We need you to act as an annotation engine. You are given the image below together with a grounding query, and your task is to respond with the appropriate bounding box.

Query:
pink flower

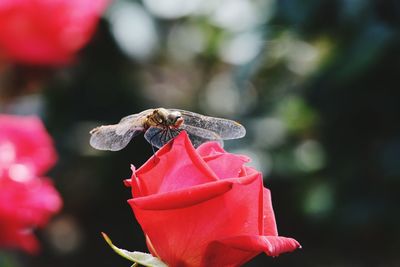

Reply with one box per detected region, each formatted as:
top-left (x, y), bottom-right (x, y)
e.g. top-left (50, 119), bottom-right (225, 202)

top-left (0, 0), bottom-right (109, 65)
top-left (0, 115), bottom-right (62, 253)
top-left (0, 115), bottom-right (57, 176)
top-left (0, 173), bottom-right (62, 253)
top-left (125, 132), bottom-right (300, 267)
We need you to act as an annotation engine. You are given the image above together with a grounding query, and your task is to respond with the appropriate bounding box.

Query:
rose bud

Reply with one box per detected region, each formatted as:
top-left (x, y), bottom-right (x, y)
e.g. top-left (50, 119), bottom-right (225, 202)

top-left (125, 131), bottom-right (300, 267)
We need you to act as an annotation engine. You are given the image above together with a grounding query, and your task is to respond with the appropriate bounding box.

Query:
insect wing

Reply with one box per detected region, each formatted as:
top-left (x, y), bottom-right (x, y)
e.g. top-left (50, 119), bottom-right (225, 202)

top-left (170, 109), bottom-right (246, 140)
top-left (90, 123), bottom-right (143, 151)
top-left (144, 126), bottom-right (178, 148)
top-left (119, 109), bottom-right (153, 123)
top-left (179, 124), bottom-right (223, 147)
top-left (89, 110), bottom-right (150, 151)
top-left (144, 125), bottom-right (223, 148)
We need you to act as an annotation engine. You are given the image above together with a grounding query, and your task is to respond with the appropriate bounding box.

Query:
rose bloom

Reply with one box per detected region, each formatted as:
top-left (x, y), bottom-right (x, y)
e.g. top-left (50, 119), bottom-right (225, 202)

top-left (0, 115), bottom-right (62, 253)
top-left (125, 132), bottom-right (300, 267)
top-left (0, 0), bottom-right (109, 65)
top-left (0, 115), bottom-right (57, 176)
top-left (0, 172), bottom-right (62, 253)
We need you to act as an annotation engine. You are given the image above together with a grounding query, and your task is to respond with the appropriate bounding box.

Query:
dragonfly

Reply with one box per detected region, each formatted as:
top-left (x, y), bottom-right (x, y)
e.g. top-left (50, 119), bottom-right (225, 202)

top-left (89, 108), bottom-right (246, 151)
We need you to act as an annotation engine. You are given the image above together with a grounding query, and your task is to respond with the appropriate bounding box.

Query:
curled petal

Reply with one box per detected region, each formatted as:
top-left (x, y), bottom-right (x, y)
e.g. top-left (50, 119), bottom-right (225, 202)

top-left (129, 174), bottom-right (258, 211)
top-left (196, 141), bottom-right (226, 156)
top-left (129, 173), bottom-right (264, 267)
top-left (135, 132), bottom-right (218, 196)
top-left (203, 153), bottom-right (249, 180)
top-left (263, 188), bottom-right (278, 236)
top-left (203, 235), bottom-right (301, 266)
top-left (129, 178), bottom-right (233, 211)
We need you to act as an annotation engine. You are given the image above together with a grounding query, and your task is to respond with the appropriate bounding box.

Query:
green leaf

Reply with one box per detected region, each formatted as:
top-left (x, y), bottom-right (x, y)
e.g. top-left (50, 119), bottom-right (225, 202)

top-left (102, 233), bottom-right (168, 267)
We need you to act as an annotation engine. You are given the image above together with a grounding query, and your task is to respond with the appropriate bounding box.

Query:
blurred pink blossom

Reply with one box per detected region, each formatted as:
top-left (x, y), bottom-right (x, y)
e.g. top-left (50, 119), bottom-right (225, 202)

top-left (0, 0), bottom-right (110, 65)
top-left (0, 115), bottom-right (62, 253)
top-left (0, 115), bottom-right (57, 176)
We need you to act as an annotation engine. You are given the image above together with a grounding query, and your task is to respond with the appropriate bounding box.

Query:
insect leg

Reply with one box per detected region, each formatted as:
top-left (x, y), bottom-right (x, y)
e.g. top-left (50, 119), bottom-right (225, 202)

top-left (163, 128), bottom-right (169, 144)
top-left (171, 128), bottom-right (181, 138)
top-left (166, 127), bottom-right (173, 142)
top-left (168, 127), bottom-right (176, 141)
top-left (160, 129), bottom-right (166, 145)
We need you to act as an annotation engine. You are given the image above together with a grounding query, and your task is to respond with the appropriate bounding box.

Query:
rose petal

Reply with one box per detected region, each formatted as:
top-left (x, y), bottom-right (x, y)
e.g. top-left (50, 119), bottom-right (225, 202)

top-left (263, 188), bottom-right (278, 236)
top-left (125, 165), bottom-right (145, 198)
top-left (196, 141), bottom-right (226, 156)
top-left (0, 0), bottom-right (109, 65)
top-left (0, 115), bottom-right (57, 176)
top-left (0, 174), bottom-right (62, 254)
top-left (0, 226), bottom-right (39, 254)
top-left (0, 176), bottom-right (62, 227)
top-left (135, 132), bottom-right (219, 195)
top-left (129, 173), bottom-right (264, 267)
top-left (130, 174), bottom-right (260, 210)
top-left (203, 234), bottom-right (301, 266)
top-left (197, 142), bottom-right (250, 179)
top-left (203, 152), bottom-right (249, 179)
top-left (242, 166), bottom-right (259, 176)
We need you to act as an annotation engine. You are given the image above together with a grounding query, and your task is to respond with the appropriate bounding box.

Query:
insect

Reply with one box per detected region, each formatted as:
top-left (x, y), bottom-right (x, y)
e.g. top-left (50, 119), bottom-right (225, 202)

top-left (89, 108), bottom-right (246, 151)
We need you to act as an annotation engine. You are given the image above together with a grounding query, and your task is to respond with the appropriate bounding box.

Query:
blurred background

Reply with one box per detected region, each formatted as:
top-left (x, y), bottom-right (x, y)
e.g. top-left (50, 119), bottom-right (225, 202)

top-left (1, 0), bottom-right (400, 266)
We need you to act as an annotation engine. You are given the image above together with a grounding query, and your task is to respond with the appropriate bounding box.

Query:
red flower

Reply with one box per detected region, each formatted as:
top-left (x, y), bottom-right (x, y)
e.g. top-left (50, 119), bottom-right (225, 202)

top-left (0, 115), bottom-right (62, 253)
top-left (0, 173), bottom-right (62, 253)
top-left (125, 132), bottom-right (300, 267)
top-left (0, 0), bottom-right (109, 65)
top-left (0, 115), bottom-right (57, 176)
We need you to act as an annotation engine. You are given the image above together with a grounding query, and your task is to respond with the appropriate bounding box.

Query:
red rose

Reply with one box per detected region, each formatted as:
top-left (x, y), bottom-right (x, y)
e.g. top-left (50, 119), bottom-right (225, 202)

top-left (0, 115), bottom-right (62, 253)
top-left (0, 0), bottom-right (109, 65)
top-left (0, 172), bottom-right (62, 253)
top-left (0, 115), bottom-right (57, 176)
top-left (125, 132), bottom-right (300, 267)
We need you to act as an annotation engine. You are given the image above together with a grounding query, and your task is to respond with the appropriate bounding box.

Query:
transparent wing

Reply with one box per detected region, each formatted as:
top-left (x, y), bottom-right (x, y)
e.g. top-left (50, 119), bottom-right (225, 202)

top-left (119, 109), bottom-right (153, 124)
top-left (144, 125), bottom-right (223, 149)
top-left (187, 132), bottom-right (224, 148)
top-left (180, 124), bottom-right (224, 147)
top-left (169, 109), bottom-right (246, 140)
top-left (90, 110), bottom-right (150, 151)
top-left (89, 123), bottom-right (143, 151)
top-left (144, 126), bottom-right (177, 148)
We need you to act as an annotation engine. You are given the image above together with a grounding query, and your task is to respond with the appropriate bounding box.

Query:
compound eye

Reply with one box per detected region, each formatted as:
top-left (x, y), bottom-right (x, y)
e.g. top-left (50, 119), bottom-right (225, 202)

top-left (174, 115), bottom-right (182, 123)
top-left (169, 112), bottom-right (182, 122)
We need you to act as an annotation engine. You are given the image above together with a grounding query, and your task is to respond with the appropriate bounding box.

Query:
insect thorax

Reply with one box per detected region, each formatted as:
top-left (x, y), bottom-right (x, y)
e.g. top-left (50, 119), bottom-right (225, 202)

top-left (145, 108), bottom-right (182, 128)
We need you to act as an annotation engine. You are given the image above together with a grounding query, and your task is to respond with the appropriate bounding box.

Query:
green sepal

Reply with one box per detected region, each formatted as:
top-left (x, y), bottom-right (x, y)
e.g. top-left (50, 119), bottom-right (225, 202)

top-left (102, 232), bottom-right (168, 267)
